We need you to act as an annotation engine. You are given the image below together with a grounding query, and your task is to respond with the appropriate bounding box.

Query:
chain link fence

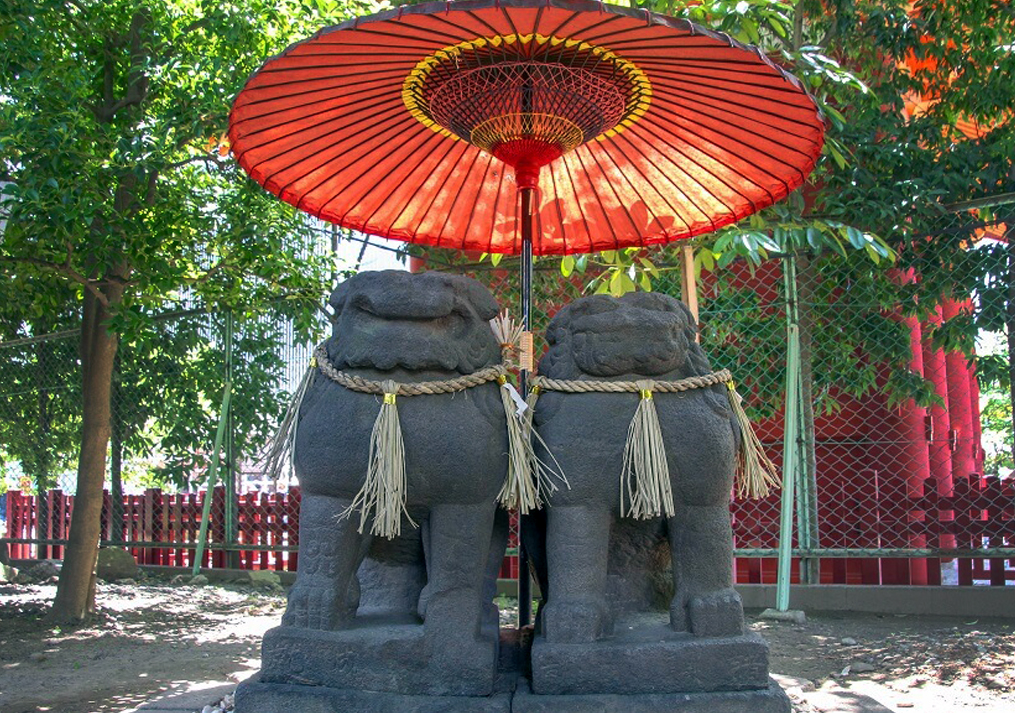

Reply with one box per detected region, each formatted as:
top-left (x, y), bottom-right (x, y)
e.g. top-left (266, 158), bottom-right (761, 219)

top-left (1, 307), bottom-right (313, 570)
top-left (3, 203), bottom-right (1014, 586)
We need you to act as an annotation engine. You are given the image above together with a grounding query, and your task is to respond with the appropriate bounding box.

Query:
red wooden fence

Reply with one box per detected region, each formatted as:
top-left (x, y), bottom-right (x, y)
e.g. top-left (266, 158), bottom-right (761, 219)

top-left (4, 486), bottom-right (301, 572)
top-left (4, 475), bottom-right (1012, 583)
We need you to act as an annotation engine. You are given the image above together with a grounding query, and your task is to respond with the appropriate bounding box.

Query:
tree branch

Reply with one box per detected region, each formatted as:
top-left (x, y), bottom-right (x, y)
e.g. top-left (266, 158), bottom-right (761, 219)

top-left (0, 255), bottom-right (110, 307)
top-left (168, 153), bottom-right (228, 172)
top-left (179, 17), bottom-right (211, 39)
top-left (184, 257), bottom-right (230, 287)
top-left (818, 5), bottom-right (839, 50)
top-left (92, 10), bottom-right (151, 123)
top-left (793, 0), bottom-right (804, 52)
top-left (61, 0), bottom-right (90, 37)
top-left (144, 169), bottom-right (159, 206)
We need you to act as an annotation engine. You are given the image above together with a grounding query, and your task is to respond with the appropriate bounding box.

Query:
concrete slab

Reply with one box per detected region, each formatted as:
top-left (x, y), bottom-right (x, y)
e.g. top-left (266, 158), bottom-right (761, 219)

top-left (759, 608), bottom-right (807, 624)
top-left (235, 681), bottom-right (513, 713)
top-left (514, 676), bottom-right (791, 712)
top-left (737, 584), bottom-right (1015, 619)
top-left (126, 681), bottom-right (234, 711)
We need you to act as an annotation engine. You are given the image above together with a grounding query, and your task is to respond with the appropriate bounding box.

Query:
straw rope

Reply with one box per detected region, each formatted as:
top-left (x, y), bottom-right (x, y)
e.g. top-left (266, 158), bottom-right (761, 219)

top-left (263, 341), bottom-right (550, 539)
top-left (313, 344), bottom-right (507, 395)
top-left (533, 369), bottom-right (732, 394)
top-left (530, 371), bottom-right (780, 511)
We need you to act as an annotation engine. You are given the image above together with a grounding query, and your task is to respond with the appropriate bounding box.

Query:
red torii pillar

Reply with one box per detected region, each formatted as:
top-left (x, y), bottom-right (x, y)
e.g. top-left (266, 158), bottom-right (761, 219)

top-left (900, 314), bottom-right (932, 584)
top-left (922, 305), bottom-right (957, 562)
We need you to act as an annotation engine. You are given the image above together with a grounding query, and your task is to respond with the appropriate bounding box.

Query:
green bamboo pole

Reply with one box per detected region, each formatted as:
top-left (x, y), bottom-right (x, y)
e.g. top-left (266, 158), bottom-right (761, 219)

top-left (776, 255), bottom-right (801, 612)
top-left (192, 380), bottom-right (233, 576)
top-left (193, 313), bottom-right (235, 577)
top-left (222, 312), bottom-right (239, 569)
top-left (793, 269), bottom-right (817, 582)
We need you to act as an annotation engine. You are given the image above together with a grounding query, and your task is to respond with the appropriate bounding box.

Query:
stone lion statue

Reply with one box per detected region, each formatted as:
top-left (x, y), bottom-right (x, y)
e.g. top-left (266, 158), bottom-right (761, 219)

top-left (531, 291), bottom-right (745, 642)
top-left (273, 270), bottom-right (508, 696)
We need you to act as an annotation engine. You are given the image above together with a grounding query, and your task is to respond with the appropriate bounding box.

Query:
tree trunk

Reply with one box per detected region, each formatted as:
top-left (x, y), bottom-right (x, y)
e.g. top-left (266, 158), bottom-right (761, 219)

top-left (49, 285), bottom-right (122, 623)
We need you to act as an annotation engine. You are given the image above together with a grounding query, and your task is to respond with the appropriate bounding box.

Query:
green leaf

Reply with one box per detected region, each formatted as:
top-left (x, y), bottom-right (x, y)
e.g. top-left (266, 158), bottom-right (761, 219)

top-left (844, 226), bottom-right (865, 249)
top-left (639, 257), bottom-right (661, 278)
top-left (694, 249), bottom-right (715, 273)
top-left (560, 255), bottom-right (575, 277)
top-left (827, 143), bottom-right (847, 170)
top-left (805, 227), bottom-right (822, 249)
top-left (864, 243), bottom-right (881, 265)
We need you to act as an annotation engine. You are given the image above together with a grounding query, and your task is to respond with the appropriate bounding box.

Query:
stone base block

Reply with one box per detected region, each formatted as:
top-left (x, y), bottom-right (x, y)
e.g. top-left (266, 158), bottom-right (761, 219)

top-left (259, 621), bottom-right (497, 697)
top-left (234, 681), bottom-right (514, 713)
top-left (514, 677), bottom-right (792, 713)
top-left (531, 619), bottom-right (770, 695)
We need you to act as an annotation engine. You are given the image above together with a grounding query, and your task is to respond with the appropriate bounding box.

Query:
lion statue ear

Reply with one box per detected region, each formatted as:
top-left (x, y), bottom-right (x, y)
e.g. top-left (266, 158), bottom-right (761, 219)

top-left (672, 299), bottom-right (715, 378)
top-left (456, 277), bottom-right (500, 322)
top-left (329, 280), bottom-right (351, 315)
top-left (538, 303), bottom-right (576, 378)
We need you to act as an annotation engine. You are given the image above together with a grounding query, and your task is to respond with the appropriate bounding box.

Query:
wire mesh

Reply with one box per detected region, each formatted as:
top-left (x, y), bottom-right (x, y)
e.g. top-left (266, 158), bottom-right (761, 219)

top-left (2, 205), bottom-right (1013, 586)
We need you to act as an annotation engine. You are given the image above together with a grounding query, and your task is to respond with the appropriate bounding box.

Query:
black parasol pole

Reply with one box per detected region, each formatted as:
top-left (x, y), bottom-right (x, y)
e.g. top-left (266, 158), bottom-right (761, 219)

top-left (517, 183), bottom-right (534, 628)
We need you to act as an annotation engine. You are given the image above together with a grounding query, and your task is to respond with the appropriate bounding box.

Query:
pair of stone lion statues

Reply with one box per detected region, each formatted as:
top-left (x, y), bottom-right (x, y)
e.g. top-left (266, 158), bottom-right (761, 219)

top-left (278, 269), bottom-right (745, 695)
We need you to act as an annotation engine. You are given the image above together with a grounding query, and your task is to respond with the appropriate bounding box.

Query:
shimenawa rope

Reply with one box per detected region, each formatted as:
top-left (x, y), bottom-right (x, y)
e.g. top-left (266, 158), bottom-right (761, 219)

top-left (529, 371), bottom-right (780, 518)
top-left (262, 330), bottom-right (555, 539)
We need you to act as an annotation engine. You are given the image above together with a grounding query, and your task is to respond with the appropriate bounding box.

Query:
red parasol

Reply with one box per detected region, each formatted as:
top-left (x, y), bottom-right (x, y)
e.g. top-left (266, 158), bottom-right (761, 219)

top-left (228, 0), bottom-right (825, 259)
top-left (229, 0), bottom-right (826, 625)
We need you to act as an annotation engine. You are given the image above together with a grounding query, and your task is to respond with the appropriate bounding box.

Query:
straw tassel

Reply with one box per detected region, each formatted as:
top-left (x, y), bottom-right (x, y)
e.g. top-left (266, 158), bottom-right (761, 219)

top-left (261, 354), bottom-right (317, 481)
top-left (726, 380), bottom-right (781, 500)
top-left (342, 380), bottom-right (416, 539)
top-left (523, 385), bottom-right (568, 504)
top-left (621, 380), bottom-right (675, 520)
top-left (496, 381), bottom-right (569, 512)
top-left (497, 376), bottom-right (540, 513)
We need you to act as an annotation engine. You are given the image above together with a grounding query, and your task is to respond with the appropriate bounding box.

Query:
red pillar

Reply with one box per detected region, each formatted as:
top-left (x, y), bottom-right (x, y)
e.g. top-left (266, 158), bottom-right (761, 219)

top-left (942, 299), bottom-right (977, 485)
top-left (900, 314), bottom-right (932, 584)
top-left (923, 306), bottom-right (956, 561)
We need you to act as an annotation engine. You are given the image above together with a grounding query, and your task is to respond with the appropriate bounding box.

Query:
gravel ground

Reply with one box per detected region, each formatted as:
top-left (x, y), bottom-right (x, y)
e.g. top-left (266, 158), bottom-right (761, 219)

top-left (1, 577), bottom-right (1013, 713)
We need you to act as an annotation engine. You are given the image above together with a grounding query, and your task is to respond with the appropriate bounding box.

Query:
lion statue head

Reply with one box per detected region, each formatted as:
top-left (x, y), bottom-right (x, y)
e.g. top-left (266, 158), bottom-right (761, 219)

top-left (539, 292), bottom-right (712, 380)
top-left (324, 270), bottom-right (502, 374)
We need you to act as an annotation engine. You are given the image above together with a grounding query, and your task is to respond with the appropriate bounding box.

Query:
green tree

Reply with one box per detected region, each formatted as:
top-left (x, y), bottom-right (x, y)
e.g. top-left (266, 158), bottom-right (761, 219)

top-left (979, 384), bottom-right (1013, 478)
top-left (0, 273), bottom-right (82, 537)
top-left (0, 0), bottom-right (358, 622)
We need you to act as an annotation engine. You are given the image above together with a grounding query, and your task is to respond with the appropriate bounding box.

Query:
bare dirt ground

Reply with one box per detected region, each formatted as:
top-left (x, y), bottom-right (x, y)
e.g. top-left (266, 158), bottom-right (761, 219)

top-left (1, 576), bottom-right (1013, 713)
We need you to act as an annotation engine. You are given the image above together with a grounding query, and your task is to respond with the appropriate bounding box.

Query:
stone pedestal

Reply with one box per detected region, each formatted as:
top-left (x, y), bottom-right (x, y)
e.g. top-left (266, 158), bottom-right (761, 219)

top-left (255, 620), bottom-right (498, 697)
top-left (237, 623), bottom-right (790, 713)
top-left (235, 626), bottom-right (522, 713)
top-left (235, 681), bottom-right (515, 713)
top-left (514, 677), bottom-right (792, 713)
top-left (526, 612), bottom-right (787, 710)
top-left (531, 622), bottom-right (771, 696)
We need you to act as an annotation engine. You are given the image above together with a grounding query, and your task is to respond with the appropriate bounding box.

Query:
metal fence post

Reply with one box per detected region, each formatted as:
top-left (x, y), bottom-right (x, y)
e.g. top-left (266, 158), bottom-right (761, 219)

top-left (192, 377), bottom-right (233, 576)
top-left (776, 255), bottom-right (802, 611)
top-left (223, 311), bottom-right (239, 569)
top-left (192, 311), bottom-right (236, 575)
